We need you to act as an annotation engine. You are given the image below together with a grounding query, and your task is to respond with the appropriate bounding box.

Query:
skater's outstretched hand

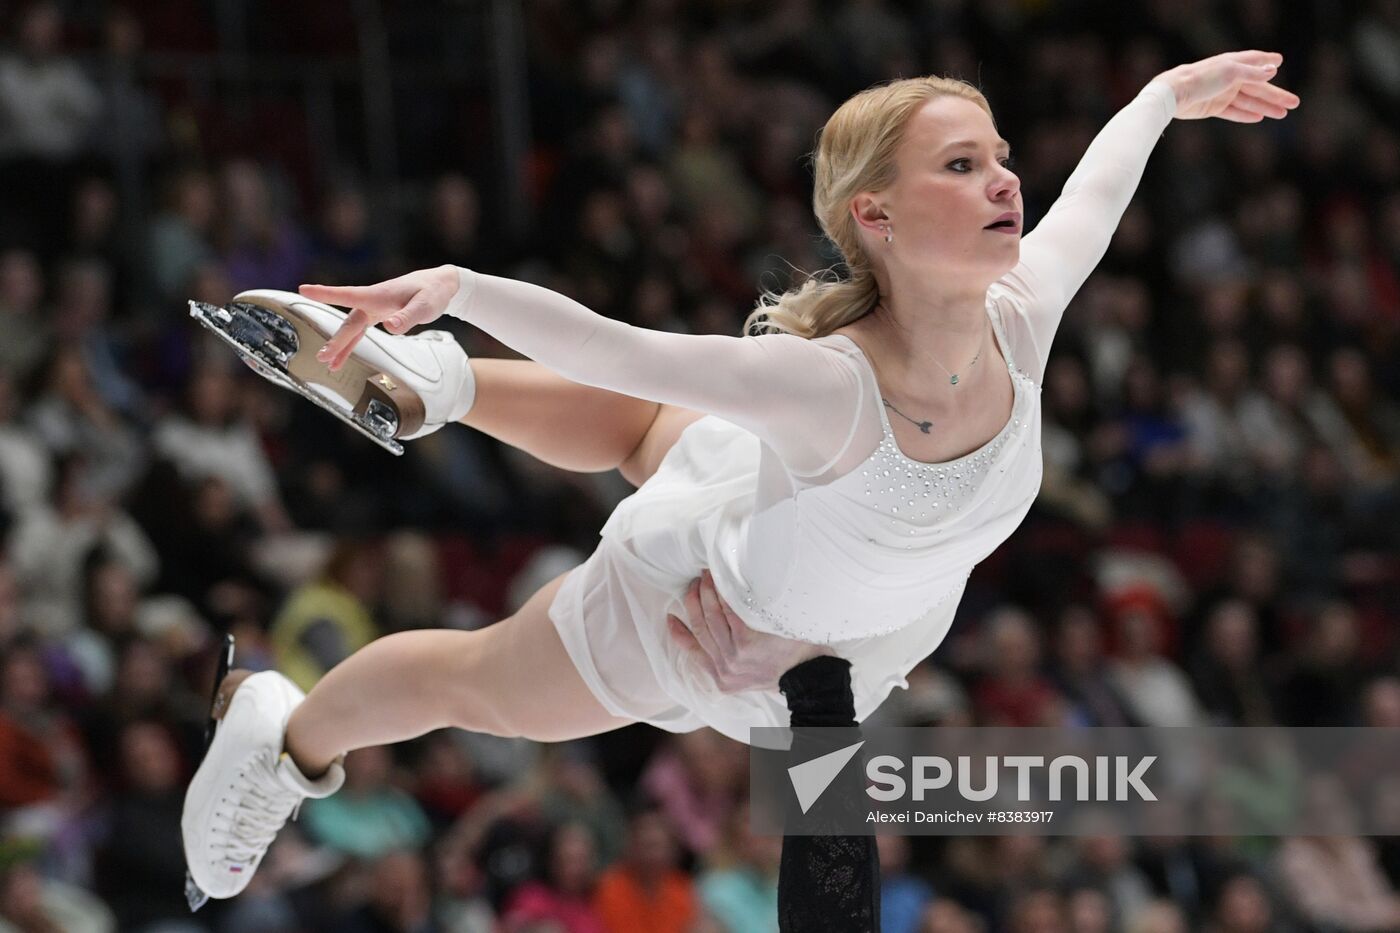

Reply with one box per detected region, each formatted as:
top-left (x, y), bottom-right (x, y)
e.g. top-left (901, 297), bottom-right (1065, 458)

top-left (669, 571), bottom-right (833, 693)
top-left (301, 265), bottom-right (460, 371)
top-left (1153, 50), bottom-right (1298, 122)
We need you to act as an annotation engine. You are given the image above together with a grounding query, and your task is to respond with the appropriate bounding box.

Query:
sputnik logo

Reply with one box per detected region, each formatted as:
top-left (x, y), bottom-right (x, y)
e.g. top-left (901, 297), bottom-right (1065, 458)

top-left (787, 741), bottom-right (865, 814)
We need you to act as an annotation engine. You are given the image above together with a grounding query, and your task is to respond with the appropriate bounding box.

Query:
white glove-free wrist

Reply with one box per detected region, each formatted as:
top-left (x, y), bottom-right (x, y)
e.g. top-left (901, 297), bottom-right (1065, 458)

top-left (442, 266), bottom-right (479, 322)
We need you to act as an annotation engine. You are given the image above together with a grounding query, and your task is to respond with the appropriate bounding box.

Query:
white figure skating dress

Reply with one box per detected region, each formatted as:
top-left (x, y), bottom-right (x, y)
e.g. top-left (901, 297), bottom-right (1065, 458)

top-left (450, 82), bottom-right (1176, 742)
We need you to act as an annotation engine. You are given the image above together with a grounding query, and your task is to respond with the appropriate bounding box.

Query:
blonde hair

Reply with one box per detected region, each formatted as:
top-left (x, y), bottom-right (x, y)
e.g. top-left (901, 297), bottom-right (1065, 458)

top-left (745, 76), bottom-right (995, 339)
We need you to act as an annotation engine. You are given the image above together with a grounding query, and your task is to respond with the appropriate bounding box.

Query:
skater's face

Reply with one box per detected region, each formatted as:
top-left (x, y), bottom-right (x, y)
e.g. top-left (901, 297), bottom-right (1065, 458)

top-left (855, 96), bottom-right (1021, 285)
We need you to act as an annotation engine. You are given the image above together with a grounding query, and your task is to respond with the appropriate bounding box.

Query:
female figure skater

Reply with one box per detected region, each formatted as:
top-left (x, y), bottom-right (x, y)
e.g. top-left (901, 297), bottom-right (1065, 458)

top-left (183, 51), bottom-right (1297, 901)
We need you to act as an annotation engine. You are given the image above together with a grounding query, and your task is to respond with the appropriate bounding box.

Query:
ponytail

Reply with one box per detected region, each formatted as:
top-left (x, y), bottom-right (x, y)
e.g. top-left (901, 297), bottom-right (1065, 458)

top-left (744, 267), bottom-right (880, 339)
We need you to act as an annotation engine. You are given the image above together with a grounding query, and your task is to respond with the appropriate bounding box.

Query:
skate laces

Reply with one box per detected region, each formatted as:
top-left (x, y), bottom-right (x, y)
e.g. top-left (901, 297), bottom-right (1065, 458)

top-left (218, 752), bottom-right (305, 866)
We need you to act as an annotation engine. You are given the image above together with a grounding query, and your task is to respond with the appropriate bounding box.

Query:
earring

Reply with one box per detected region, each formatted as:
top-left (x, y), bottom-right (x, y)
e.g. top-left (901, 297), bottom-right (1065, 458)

top-left (882, 224), bottom-right (893, 244)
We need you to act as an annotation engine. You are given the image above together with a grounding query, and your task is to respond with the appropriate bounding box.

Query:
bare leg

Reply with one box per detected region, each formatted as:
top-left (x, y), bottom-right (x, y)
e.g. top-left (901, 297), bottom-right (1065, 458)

top-left (279, 366), bottom-right (708, 774)
top-left (282, 571), bottom-right (634, 777)
top-left (459, 359), bottom-right (703, 487)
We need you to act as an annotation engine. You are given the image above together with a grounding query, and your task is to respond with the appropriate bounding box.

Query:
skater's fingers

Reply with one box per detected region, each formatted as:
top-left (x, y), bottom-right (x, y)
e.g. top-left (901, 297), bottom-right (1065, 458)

top-left (300, 283), bottom-right (400, 313)
top-left (667, 614), bottom-right (697, 651)
top-left (682, 579), bottom-right (723, 662)
top-left (697, 571), bottom-right (734, 654)
top-left (668, 614), bottom-right (717, 679)
top-left (319, 308), bottom-right (372, 370)
top-left (385, 294), bottom-right (439, 334)
top-left (1219, 103), bottom-right (1265, 123)
top-left (713, 582), bottom-right (748, 641)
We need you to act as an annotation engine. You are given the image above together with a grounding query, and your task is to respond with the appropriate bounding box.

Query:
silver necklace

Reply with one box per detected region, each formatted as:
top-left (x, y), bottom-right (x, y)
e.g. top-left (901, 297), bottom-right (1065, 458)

top-left (932, 325), bottom-right (986, 386)
top-left (879, 323), bottom-right (988, 434)
top-left (882, 398), bottom-right (934, 433)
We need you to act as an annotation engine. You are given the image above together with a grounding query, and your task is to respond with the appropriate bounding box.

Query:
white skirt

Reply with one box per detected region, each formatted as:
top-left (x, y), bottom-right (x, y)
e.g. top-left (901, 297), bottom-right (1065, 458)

top-left (548, 417), bottom-right (958, 745)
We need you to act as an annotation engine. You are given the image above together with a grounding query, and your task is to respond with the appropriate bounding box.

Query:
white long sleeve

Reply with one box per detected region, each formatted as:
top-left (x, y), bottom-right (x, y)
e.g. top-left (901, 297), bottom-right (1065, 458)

top-left (446, 271), bottom-right (865, 475)
top-left (992, 80), bottom-right (1177, 381)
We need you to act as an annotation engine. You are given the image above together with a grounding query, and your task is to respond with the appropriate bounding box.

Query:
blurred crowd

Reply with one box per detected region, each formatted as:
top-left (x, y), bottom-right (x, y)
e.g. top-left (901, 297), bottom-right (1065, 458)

top-left (0, 0), bottom-right (1398, 931)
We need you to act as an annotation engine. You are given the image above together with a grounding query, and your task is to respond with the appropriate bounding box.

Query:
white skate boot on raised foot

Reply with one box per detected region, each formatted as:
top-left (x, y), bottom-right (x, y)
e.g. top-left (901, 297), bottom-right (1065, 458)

top-left (189, 289), bottom-right (476, 455)
top-left (182, 664), bottom-right (345, 909)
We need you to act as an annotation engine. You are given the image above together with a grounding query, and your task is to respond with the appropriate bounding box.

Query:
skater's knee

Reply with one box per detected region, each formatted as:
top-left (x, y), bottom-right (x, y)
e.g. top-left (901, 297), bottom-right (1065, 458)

top-left (436, 627), bottom-right (530, 738)
top-left (437, 592), bottom-right (621, 742)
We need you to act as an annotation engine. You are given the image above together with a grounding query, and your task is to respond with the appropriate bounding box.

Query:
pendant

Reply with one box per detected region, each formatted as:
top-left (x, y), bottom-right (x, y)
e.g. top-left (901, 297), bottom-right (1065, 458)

top-left (949, 374), bottom-right (959, 385)
top-left (918, 421), bottom-right (932, 434)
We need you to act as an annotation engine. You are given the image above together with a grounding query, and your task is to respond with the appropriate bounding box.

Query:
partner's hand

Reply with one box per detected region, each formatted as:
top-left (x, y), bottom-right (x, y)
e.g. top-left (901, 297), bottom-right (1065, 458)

top-left (300, 265), bottom-right (460, 371)
top-left (667, 570), bottom-right (833, 693)
top-left (1155, 50), bottom-right (1299, 122)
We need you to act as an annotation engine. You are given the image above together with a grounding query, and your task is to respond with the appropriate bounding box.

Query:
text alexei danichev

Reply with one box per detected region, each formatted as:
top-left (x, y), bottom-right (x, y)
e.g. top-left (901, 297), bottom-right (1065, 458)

top-left (867, 810), bottom-right (1056, 823)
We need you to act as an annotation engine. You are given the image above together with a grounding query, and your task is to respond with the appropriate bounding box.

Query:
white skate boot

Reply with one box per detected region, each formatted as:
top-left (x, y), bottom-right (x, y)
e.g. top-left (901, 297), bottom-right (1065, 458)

top-left (189, 288), bottom-right (476, 455)
top-left (182, 659), bottom-right (345, 909)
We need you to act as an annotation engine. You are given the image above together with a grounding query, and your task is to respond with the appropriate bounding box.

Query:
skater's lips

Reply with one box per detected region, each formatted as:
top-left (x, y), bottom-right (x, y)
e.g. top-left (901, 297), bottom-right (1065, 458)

top-left (984, 212), bottom-right (1021, 232)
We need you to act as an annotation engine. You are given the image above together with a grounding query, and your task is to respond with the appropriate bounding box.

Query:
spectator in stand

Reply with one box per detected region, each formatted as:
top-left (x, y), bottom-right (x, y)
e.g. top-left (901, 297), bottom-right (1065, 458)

top-left (696, 804), bottom-right (780, 933)
top-left (972, 607), bottom-right (1061, 727)
top-left (536, 747), bottom-right (627, 867)
top-left (1189, 599), bottom-right (1275, 725)
top-left (152, 363), bottom-right (291, 533)
top-left (215, 159), bottom-right (310, 294)
top-left (1201, 873), bottom-right (1278, 933)
top-left (0, 249), bottom-right (50, 382)
top-left (378, 531), bottom-right (446, 635)
top-left (25, 348), bottom-right (144, 501)
top-left (270, 539), bottom-right (381, 692)
top-left (0, 636), bottom-right (90, 835)
top-left (408, 173), bottom-right (501, 272)
top-left (0, 564), bottom-right (19, 651)
top-left (0, 368), bottom-right (50, 521)
top-left (1179, 338), bottom-right (1260, 507)
top-left (410, 730), bottom-right (483, 829)
top-left (502, 821), bottom-right (606, 933)
top-left (918, 898), bottom-right (985, 933)
top-left (1065, 884), bottom-right (1113, 933)
top-left (1107, 595), bottom-right (1202, 727)
top-left (1238, 344), bottom-right (1325, 484)
top-left (879, 834), bottom-right (934, 933)
top-left (1127, 900), bottom-right (1187, 933)
top-left (1104, 353), bottom-right (1192, 522)
top-left (301, 745), bottom-right (432, 861)
top-left (147, 167), bottom-right (216, 305)
top-left (1052, 604), bottom-right (1140, 726)
top-left (49, 259), bottom-right (141, 422)
top-left (335, 848), bottom-right (440, 933)
top-left (0, 2), bottom-right (101, 258)
top-left (6, 453), bottom-right (157, 637)
top-left (1276, 601), bottom-right (1366, 725)
top-left (592, 806), bottom-right (696, 933)
top-left (1004, 887), bottom-right (1066, 933)
top-left (1064, 835), bottom-right (1155, 929)
top-left (640, 730), bottom-right (746, 858)
top-left (308, 181), bottom-right (385, 287)
top-left (1276, 776), bottom-right (1400, 931)
top-left (92, 721), bottom-right (195, 932)
top-left (0, 844), bottom-right (115, 933)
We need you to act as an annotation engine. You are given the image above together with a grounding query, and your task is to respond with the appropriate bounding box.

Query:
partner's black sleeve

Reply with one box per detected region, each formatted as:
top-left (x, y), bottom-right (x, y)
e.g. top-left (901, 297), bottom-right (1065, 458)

top-left (777, 656), bottom-right (880, 933)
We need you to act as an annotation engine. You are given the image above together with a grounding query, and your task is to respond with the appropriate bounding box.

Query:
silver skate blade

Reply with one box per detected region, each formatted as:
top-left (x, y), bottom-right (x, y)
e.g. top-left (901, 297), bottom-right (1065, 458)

top-left (185, 873), bottom-right (209, 912)
top-left (185, 633), bottom-right (234, 912)
top-left (189, 300), bottom-right (404, 456)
